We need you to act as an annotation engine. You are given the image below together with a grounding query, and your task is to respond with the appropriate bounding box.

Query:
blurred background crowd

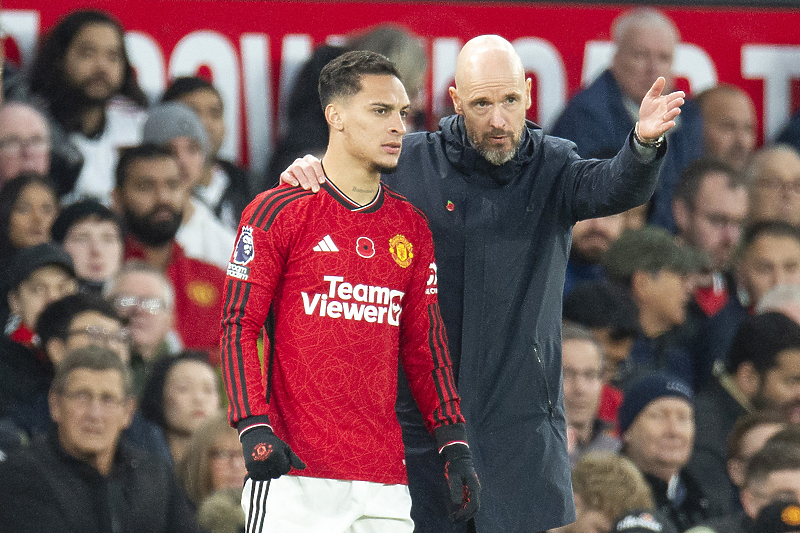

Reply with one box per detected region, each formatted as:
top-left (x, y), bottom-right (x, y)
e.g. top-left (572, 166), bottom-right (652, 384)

top-left (0, 4), bottom-right (800, 533)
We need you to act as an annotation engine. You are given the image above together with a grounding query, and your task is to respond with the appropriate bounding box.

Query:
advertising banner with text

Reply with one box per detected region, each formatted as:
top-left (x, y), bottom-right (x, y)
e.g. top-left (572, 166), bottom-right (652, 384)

top-left (3, 0), bottom-right (800, 171)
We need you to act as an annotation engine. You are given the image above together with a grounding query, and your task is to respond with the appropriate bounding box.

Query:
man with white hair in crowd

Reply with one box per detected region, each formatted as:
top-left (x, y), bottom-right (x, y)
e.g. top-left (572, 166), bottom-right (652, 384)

top-left (0, 102), bottom-right (51, 188)
top-left (551, 7), bottom-right (704, 230)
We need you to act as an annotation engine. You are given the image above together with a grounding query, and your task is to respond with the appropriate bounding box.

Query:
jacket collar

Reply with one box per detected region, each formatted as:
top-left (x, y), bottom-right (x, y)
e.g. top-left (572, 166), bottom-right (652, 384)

top-left (439, 114), bottom-right (539, 187)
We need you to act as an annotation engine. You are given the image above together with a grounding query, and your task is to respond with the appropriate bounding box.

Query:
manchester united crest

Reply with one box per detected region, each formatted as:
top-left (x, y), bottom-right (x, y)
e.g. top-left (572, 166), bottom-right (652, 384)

top-left (389, 235), bottom-right (413, 268)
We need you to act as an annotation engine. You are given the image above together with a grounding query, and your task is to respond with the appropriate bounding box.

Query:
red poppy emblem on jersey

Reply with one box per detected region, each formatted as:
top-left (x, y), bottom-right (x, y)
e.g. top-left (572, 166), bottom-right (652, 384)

top-left (357, 237), bottom-right (375, 258)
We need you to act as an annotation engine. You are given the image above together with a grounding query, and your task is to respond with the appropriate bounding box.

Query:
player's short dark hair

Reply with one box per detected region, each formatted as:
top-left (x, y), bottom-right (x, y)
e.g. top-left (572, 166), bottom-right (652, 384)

top-left (162, 76), bottom-right (222, 106)
top-left (318, 50), bottom-right (401, 109)
top-left (37, 293), bottom-right (122, 347)
top-left (673, 158), bottom-right (746, 209)
top-left (115, 144), bottom-right (176, 190)
top-left (51, 345), bottom-right (132, 397)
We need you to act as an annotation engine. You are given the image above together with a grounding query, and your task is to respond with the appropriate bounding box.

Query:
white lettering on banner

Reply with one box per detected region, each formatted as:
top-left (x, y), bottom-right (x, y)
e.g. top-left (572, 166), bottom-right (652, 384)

top-left (241, 34), bottom-right (272, 174)
top-left (513, 37), bottom-right (566, 131)
top-left (301, 276), bottom-right (404, 325)
top-left (0, 11), bottom-right (39, 67)
top-left (743, 45), bottom-right (800, 142)
top-left (431, 38), bottom-right (461, 122)
top-left (5, 7), bottom-right (800, 170)
top-left (277, 35), bottom-right (313, 134)
top-left (126, 31), bottom-right (167, 104)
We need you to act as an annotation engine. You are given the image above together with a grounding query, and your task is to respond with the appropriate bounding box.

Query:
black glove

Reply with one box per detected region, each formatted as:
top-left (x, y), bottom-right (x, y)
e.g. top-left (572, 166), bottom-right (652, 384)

top-left (240, 424), bottom-right (306, 480)
top-left (440, 443), bottom-right (481, 523)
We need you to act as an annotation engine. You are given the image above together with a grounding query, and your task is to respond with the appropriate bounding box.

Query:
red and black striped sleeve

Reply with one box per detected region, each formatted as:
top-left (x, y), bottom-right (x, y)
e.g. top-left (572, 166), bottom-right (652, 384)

top-left (397, 213), bottom-right (466, 440)
top-left (219, 186), bottom-right (314, 432)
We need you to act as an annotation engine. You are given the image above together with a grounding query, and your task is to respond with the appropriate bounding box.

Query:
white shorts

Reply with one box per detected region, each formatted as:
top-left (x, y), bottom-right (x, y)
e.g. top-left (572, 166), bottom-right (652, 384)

top-left (242, 476), bottom-right (414, 533)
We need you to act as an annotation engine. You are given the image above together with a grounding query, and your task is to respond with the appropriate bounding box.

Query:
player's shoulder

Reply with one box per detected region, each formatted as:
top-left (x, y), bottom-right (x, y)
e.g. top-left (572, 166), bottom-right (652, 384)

top-left (383, 182), bottom-right (428, 224)
top-left (241, 183), bottom-right (317, 229)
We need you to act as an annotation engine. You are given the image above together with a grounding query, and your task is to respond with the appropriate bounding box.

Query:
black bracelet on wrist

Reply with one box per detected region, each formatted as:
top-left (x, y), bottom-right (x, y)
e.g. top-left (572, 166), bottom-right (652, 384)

top-left (634, 122), bottom-right (664, 148)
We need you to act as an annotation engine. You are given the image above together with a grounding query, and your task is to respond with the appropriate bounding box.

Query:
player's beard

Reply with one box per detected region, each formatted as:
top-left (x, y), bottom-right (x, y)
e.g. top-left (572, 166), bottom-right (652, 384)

top-left (123, 204), bottom-right (183, 247)
top-left (470, 125), bottom-right (523, 166)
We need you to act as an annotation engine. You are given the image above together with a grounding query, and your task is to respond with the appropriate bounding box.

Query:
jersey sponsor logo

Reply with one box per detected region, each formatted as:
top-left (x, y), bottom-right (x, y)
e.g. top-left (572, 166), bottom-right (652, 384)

top-left (426, 262), bottom-right (438, 294)
top-left (301, 275), bottom-right (404, 326)
top-left (227, 262), bottom-right (250, 281)
top-left (233, 225), bottom-right (255, 265)
top-left (313, 235), bottom-right (339, 252)
top-left (186, 280), bottom-right (219, 307)
top-left (356, 236), bottom-right (375, 258)
top-left (389, 235), bottom-right (413, 268)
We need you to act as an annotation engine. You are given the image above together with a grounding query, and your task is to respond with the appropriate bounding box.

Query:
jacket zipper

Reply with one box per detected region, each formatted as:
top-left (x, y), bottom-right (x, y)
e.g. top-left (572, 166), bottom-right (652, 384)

top-left (533, 345), bottom-right (554, 417)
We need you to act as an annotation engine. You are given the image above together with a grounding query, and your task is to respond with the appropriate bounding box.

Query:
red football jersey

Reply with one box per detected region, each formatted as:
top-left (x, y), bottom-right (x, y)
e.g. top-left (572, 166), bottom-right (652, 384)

top-left (125, 237), bottom-right (225, 358)
top-left (220, 181), bottom-right (463, 485)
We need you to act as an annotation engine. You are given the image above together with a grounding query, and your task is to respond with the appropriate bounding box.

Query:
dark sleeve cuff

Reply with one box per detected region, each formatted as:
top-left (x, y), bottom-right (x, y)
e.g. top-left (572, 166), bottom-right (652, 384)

top-left (434, 423), bottom-right (469, 451)
top-left (627, 129), bottom-right (667, 163)
top-left (236, 414), bottom-right (272, 437)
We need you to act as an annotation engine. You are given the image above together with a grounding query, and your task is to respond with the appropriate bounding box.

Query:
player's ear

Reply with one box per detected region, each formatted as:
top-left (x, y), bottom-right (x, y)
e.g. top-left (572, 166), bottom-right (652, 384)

top-left (325, 103), bottom-right (344, 132)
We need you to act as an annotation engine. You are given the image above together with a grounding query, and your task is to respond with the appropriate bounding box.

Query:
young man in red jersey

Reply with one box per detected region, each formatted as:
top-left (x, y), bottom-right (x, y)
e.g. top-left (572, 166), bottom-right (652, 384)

top-left (220, 50), bottom-right (479, 533)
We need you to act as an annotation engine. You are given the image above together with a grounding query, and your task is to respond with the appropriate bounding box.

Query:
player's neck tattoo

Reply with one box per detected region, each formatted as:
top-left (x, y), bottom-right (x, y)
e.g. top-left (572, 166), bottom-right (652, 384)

top-left (352, 186), bottom-right (376, 194)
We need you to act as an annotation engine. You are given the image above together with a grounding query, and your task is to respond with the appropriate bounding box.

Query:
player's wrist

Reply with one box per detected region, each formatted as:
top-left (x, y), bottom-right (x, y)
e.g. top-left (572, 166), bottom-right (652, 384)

top-left (434, 422), bottom-right (469, 452)
top-left (237, 415), bottom-right (273, 439)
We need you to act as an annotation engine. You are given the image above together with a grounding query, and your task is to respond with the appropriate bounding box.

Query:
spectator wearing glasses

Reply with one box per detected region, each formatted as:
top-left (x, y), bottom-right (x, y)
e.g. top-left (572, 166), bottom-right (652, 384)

top-left (52, 199), bottom-right (124, 293)
top-left (745, 145), bottom-right (800, 227)
top-left (672, 159), bottom-right (750, 390)
top-left (178, 410), bottom-right (247, 508)
top-left (104, 260), bottom-right (179, 394)
top-left (0, 346), bottom-right (200, 533)
top-left (562, 322), bottom-right (621, 466)
top-left (0, 292), bottom-right (171, 460)
top-left (0, 102), bottom-right (50, 189)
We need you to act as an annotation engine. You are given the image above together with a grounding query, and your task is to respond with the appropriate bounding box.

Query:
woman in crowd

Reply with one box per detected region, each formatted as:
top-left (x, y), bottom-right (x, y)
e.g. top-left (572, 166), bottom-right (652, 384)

top-left (0, 173), bottom-right (58, 269)
top-left (179, 410), bottom-right (247, 506)
top-left (140, 351), bottom-right (221, 465)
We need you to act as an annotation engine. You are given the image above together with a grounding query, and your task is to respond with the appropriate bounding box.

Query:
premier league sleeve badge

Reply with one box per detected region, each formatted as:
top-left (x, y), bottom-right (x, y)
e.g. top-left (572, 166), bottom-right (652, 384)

top-left (227, 225), bottom-right (255, 280)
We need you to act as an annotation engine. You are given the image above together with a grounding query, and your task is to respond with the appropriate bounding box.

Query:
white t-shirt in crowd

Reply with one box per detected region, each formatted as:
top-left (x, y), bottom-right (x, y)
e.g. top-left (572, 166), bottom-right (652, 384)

top-left (176, 198), bottom-right (237, 269)
top-left (69, 99), bottom-right (146, 203)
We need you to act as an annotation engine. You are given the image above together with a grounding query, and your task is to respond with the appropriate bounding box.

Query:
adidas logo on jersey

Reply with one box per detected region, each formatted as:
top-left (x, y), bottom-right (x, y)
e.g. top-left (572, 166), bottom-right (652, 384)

top-left (313, 235), bottom-right (339, 252)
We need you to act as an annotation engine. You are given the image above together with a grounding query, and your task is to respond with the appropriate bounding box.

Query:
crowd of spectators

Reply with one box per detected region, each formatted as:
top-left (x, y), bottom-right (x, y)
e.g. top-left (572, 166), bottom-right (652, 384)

top-left (0, 5), bottom-right (799, 533)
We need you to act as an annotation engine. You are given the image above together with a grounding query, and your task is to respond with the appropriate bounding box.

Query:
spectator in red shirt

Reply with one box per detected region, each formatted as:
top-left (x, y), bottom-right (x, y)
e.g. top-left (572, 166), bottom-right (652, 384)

top-left (112, 144), bottom-right (225, 356)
